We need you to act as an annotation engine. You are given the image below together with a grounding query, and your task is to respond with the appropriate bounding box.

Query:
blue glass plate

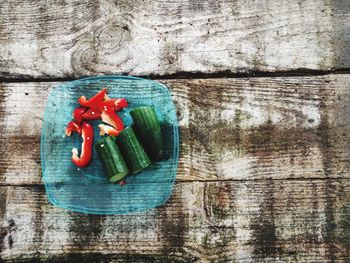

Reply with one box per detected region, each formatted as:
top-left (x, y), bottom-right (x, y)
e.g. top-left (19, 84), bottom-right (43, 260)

top-left (41, 76), bottom-right (179, 214)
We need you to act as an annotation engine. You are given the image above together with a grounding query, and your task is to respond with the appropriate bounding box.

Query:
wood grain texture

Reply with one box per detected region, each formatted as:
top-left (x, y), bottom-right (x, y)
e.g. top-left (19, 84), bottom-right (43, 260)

top-left (0, 179), bottom-right (350, 262)
top-left (1, 74), bottom-right (350, 185)
top-left (1, 0), bottom-right (349, 78)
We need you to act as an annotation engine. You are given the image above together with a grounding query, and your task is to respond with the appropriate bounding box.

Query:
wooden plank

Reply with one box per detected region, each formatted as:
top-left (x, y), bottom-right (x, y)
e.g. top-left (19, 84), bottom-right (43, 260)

top-left (0, 179), bottom-right (350, 262)
top-left (0, 0), bottom-right (349, 78)
top-left (1, 74), bottom-right (350, 184)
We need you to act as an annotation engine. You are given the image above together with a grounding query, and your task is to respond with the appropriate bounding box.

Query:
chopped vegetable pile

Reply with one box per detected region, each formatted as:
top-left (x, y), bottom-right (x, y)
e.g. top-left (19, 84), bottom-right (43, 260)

top-left (65, 88), bottom-right (164, 184)
top-left (65, 88), bottom-right (128, 168)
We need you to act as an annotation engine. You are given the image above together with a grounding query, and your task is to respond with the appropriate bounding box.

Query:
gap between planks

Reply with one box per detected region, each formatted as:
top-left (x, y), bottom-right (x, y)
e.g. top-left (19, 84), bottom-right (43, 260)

top-left (1, 68), bottom-right (350, 83)
top-left (1, 177), bottom-right (350, 188)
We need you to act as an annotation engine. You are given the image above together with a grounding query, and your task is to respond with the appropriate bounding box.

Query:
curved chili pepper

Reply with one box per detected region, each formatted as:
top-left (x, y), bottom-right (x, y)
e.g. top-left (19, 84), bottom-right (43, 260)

top-left (65, 121), bottom-right (82, 136)
top-left (73, 107), bottom-right (87, 124)
top-left (100, 105), bottom-right (124, 132)
top-left (71, 122), bottom-right (94, 168)
top-left (78, 88), bottom-right (107, 107)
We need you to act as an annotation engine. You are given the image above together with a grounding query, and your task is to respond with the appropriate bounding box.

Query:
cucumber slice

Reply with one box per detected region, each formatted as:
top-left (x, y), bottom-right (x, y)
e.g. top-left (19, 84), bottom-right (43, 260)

top-left (116, 127), bottom-right (151, 174)
top-left (95, 136), bottom-right (129, 183)
top-left (130, 107), bottom-right (164, 162)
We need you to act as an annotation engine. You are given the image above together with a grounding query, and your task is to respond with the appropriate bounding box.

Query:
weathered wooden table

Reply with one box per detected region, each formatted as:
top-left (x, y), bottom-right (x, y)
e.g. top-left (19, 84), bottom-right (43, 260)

top-left (1, 0), bottom-right (350, 262)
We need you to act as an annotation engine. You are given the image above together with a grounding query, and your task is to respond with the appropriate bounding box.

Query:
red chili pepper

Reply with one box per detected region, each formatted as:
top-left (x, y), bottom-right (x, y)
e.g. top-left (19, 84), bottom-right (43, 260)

top-left (65, 121), bottom-right (82, 136)
top-left (73, 107), bottom-right (87, 124)
top-left (81, 98), bottom-right (128, 119)
top-left (67, 89), bottom-right (129, 169)
top-left (81, 108), bottom-right (102, 120)
top-left (71, 122), bottom-right (94, 168)
top-left (98, 124), bottom-right (120, 136)
top-left (114, 98), bottom-right (128, 111)
top-left (76, 88), bottom-right (126, 139)
top-left (81, 89), bottom-right (126, 134)
top-left (78, 89), bottom-right (127, 130)
top-left (100, 105), bottom-right (124, 132)
top-left (102, 98), bottom-right (128, 111)
top-left (72, 107), bottom-right (102, 122)
top-left (78, 88), bottom-right (107, 107)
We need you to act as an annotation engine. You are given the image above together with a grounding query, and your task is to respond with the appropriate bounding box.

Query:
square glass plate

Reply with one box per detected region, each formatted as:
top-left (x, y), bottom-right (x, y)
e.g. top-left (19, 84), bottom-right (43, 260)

top-left (41, 76), bottom-right (179, 214)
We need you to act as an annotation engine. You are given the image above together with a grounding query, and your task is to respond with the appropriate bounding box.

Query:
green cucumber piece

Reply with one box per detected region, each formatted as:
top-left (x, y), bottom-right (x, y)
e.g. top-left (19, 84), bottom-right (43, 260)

top-left (116, 127), bottom-right (151, 174)
top-left (95, 136), bottom-right (129, 183)
top-left (130, 107), bottom-right (164, 162)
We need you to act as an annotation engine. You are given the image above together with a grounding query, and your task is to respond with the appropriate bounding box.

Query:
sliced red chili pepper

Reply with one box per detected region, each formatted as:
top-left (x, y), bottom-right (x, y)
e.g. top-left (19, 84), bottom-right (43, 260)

top-left (72, 106), bottom-right (102, 122)
top-left (65, 121), bottom-right (82, 136)
top-left (81, 108), bottom-right (102, 120)
top-left (73, 107), bottom-right (87, 124)
top-left (100, 105), bottom-right (124, 132)
top-left (104, 94), bottom-right (128, 111)
top-left (98, 124), bottom-right (120, 136)
top-left (71, 122), bottom-right (94, 168)
top-left (102, 98), bottom-right (128, 111)
top-left (72, 100), bottom-right (126, 134)
top-left (113, 98), bottom-right (128, 111)
top-left (102, 100), bottom-right (118, 108)
top-left (78, 88), bottom-right (107, 107)
top-left (83, 98), bottom-right (128, 118)
top-left (67, 89), bottom-right (129, 169)
top-left (78, 88), bottom-right (126, 136)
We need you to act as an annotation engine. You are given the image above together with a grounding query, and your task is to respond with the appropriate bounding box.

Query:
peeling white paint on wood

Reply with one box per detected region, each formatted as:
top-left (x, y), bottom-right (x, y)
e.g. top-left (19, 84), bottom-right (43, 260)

top-left (1, 0), bottom-right (349, 78)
